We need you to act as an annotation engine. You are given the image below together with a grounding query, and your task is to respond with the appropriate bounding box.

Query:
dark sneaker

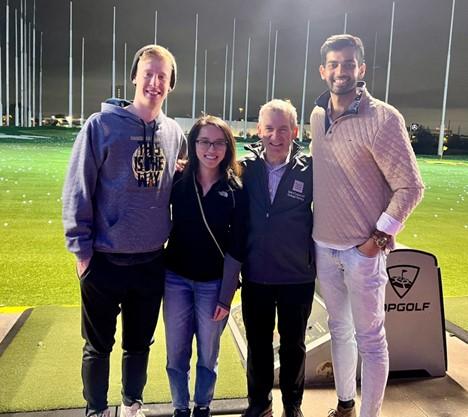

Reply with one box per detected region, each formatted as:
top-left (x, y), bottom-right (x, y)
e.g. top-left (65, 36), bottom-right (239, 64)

top-left (193, 406), bottom-right (211, 417)
top-left (327, 405), bottom-right (356, 417)
top-left (241, 403), bottom-right (273, 417)
top-left (92, 410), bottom-right (111, 417)
top-left (174, 409), bottom-right (191, 417)
top-left (281, 405), bottom-right (304, 417)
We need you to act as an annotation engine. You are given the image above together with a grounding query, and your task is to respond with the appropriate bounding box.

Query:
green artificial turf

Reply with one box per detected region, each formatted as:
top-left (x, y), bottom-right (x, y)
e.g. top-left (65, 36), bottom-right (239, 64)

top-left (0, 129), bottom-right (78, 306)
top-left (397, 157), bottom-right (468, 298)
top-left (444, 296), bottom-right (468, 331)
top-left (0, 306), bottom-right (246, 413)
top-left (0, 128), bottom-right (467, 330)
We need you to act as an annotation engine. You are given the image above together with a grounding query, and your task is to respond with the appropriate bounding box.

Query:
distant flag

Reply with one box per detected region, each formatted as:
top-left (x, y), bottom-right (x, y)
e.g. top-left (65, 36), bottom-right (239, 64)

top-left (80, 37), bottom-right (84, 126)
top-left (15, 8), bottom-right (19, 126)
top-left (266, 21), bottom-right (271, 102)
top-left (1, 45), bottom-right (3, 127)
top-left (244, 37), bottom-right (251, 140)
top-left (271, 30), bottom-right (278, 99)
top-left (68, 0), bottom-right (73, 127)
top-left (154, 10), bottom-right (158, 44)
top-left (112, 6), bottom-right (116, 98)
top-left (6, 0), bottom-right (10, 126)
top-left (223, 44), bottom-right (228, 120)
top-left (385, 1), bottom-right (395, 103)
top-left (229, 18), bottom-right (236, 123)
top-left (203, 49), bottom-right (207, 114)
top-left (32, 0), bottom-right (36, 126)
top-left (299, 20), bottom-right (310, 141)
top-left (438, 0), bottom-right (456, 157)
top-left (191, 13), bottom-right (198, 121)
top-left (124, 42), bottom-right (127, 100)
top-left (38, 31), bottom-right (42, 126)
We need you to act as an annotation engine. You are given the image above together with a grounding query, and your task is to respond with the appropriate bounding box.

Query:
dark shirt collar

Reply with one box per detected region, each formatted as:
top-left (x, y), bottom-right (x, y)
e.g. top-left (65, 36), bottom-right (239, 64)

top-left (245, 140), bottom-right (303, 161)
top-left (316, 81), bottom-right (366, 131)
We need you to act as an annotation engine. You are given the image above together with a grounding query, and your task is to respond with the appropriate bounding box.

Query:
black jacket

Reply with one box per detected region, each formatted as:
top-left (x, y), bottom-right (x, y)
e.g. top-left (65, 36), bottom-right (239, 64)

top-left (164, 171), bottom-right (247, 281)
top-left (241, 142), bottom-right (315, 285)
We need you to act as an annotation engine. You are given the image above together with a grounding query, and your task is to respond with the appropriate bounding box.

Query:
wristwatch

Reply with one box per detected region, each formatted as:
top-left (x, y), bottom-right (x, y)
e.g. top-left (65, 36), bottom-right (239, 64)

top-left (372, 230), bottom-right (391, 249)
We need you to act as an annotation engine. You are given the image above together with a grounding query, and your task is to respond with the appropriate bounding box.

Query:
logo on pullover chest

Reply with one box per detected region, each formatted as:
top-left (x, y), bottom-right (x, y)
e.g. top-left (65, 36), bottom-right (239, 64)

top-left (287, 179), bottom-right (305, 201)
top-left (132, 138), bottom-right (166, 188)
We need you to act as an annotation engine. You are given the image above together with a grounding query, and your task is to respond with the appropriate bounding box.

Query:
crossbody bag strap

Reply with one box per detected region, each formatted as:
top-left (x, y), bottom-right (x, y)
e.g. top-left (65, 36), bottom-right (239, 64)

top-left (193, 172), bottom-right (225, 259)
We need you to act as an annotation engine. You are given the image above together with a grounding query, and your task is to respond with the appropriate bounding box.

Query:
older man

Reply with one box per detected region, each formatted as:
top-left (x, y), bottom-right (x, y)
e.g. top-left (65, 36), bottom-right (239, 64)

top-left (241, 99), bottom-right (315, 417)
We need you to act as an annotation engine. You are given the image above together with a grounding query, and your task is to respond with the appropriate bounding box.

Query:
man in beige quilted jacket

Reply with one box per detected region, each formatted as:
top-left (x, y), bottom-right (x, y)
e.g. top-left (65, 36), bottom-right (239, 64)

top-left (309, 34), bottom-right (424, 417)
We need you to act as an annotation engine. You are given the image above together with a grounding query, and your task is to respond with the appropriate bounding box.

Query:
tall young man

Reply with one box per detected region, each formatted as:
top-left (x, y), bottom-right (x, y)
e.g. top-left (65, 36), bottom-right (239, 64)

top-left (241, 99), bottom-right (315, 417)
top-left (62, 45), bottom-right (186, 417)
top-left (309, 35), bottom-right (424, 417)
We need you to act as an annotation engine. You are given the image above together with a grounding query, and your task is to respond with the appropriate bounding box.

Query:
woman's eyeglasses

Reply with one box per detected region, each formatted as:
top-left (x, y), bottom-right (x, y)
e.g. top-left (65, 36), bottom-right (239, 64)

top-left (195, 140), bottom-right (228, 151)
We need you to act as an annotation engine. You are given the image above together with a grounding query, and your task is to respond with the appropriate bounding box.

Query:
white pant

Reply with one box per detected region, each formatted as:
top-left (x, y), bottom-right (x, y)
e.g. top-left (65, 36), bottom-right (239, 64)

top-left (315, 245), bottom-right (389, 417)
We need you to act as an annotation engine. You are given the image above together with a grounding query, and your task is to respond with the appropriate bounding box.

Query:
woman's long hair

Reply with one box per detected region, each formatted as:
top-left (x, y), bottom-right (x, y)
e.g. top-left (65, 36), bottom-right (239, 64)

top-left (184, 115), bottom-right (241, 179)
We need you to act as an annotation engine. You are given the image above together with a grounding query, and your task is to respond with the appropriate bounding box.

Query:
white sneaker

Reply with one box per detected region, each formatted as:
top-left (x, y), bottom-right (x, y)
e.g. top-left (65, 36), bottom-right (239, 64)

top-left (120, 402), bottom-right (146, 417)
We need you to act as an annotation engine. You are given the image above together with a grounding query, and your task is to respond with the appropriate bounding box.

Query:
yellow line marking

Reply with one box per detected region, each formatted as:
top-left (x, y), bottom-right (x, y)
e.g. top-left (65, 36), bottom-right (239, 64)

top-left (422, 160), bottom-right (468, 167)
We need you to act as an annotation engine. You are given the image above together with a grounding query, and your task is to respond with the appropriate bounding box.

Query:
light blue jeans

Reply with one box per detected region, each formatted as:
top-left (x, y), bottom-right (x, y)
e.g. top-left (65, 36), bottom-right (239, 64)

top-left (315, 245), bottom-right (389, 417)
top-left (163, 270), bottom-right (228, 409)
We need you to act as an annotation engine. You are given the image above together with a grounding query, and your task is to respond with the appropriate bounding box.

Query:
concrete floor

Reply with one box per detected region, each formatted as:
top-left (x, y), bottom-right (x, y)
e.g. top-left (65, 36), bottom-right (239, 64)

top-left (0, 313), bottom-right (467, 417)
top-left (268, 333), bottom-right (468, 417)
top-left (0, 312), bottom-right (21, 342)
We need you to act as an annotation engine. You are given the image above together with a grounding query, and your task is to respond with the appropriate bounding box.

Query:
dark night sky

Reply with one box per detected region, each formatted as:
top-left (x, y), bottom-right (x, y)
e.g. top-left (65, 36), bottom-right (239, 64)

top-left (1, 0), bottom-right (468, 132)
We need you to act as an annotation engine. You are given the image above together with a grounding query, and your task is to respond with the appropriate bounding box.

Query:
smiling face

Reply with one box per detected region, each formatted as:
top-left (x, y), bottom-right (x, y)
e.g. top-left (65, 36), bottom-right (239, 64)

top-left (319, 46), bottom-right (366, 99)
top-left (195, 125), bottom-right (228, 174)
top-left (258, 109), bottom-right (297, 165)
top-left (132, 55), bottom-right (172, 112)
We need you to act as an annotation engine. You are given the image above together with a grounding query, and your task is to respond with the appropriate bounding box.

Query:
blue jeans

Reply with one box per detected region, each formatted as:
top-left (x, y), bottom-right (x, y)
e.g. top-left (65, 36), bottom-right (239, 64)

top-left (315, 245), bottom-right (389, 417)
top-left (163, 270), bottom-right (228, 409)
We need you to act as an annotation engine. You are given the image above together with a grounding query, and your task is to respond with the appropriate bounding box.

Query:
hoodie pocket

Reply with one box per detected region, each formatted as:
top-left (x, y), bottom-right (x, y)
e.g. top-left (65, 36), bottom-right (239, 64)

top-left (106, 206), bottom-right (171, 250)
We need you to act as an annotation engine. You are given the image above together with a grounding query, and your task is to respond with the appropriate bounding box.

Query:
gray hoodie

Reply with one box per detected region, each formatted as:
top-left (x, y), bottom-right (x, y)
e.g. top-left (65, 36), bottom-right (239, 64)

top-left (62, 102), bottom-right (186, 260)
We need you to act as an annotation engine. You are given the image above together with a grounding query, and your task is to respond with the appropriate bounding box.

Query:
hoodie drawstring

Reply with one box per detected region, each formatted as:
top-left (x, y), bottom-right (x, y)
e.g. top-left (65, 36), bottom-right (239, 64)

top-left (140, 119), bottom-right (148, 169)
top-left (140, 119), bottom-right (159, 173)
top-left (150, 120), bottom-right (157, 161)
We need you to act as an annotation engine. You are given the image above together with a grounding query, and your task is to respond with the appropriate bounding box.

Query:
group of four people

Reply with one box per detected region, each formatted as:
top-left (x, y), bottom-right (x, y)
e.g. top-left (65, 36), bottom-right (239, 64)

top-left (62, 33), bottom-right (424, 417)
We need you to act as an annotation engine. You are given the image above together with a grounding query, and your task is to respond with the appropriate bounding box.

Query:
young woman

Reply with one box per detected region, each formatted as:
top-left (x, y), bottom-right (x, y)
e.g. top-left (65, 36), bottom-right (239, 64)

top-left (163, 116), bottom-right (246, 417)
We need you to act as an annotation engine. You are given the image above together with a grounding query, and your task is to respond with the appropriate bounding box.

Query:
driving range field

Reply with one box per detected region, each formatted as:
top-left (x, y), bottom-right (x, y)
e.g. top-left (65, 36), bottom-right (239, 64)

top-left (0, 127), bottom-right (467, 329)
